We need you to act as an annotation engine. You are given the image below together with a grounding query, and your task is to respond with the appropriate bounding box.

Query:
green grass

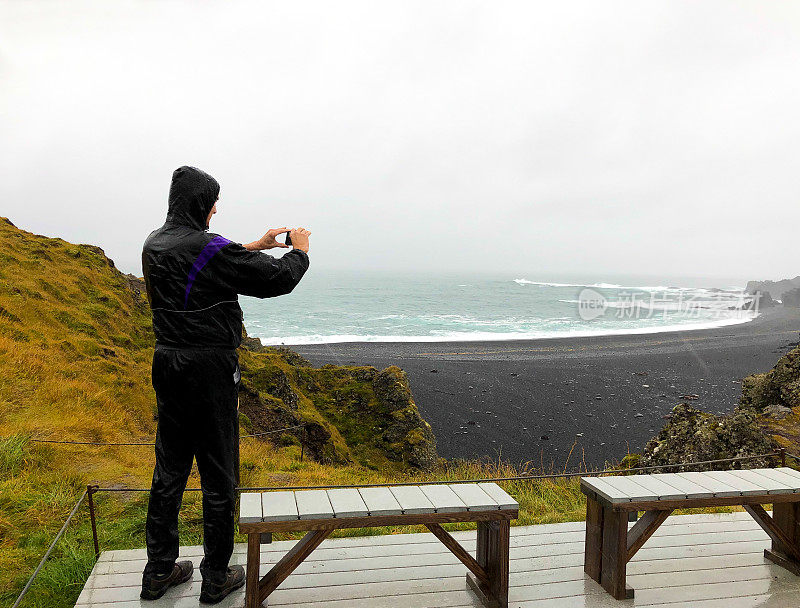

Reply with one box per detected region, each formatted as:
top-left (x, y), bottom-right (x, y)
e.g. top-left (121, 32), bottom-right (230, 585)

top-left (0, 434), bottom-right (28, 478)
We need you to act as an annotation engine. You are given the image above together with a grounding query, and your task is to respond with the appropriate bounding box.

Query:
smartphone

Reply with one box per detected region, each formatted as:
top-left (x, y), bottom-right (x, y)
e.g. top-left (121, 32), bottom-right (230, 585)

top-left (283, 231), bottom-right (292, 246)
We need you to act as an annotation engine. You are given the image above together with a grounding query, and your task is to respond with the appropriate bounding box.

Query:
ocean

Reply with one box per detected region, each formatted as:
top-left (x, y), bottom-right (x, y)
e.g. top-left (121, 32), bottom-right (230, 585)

top-left (240, 270), bottom-right (758, 345)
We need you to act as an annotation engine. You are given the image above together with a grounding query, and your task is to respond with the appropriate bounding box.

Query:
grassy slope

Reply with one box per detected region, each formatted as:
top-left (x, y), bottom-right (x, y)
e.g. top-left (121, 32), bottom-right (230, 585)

top-left (0, 219), bottom-right (588, 608)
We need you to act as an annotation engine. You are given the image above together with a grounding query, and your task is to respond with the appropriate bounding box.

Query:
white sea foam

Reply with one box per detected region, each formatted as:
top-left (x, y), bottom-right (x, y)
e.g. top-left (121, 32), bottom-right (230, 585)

top-left (254, 311), bottom-right (757, 345)
top-left (514, 278), bottom-right (624, 288)
top-left (515, 278), bottom-right (746, 294)
top-left (559, 298), bottom-right (750, 311)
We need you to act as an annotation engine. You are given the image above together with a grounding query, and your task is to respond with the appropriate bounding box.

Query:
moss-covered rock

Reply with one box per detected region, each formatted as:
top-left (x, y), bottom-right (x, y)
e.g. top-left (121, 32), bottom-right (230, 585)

top-left (739, 344), bottom-right (800, 450)
top-left (373, 366), bottom-right (438, 470)
top-left (741, 345), bottom-right (800, 413)
top-left (640, 403), bottom-right (776, 471)
top-left (639, 343), bottom-right (800, 469)
top-left (237, 345), bottom-right (439, 470)
top-left (239, 329), bottom-right (312, 366)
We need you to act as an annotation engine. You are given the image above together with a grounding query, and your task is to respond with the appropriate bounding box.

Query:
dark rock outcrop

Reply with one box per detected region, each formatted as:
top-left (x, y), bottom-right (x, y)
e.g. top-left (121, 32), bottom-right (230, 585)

top-left (741, 345), bottom-right (800, 413)
top-left (236, 339), bottom-right (439, 470)
top-left (756, 291), bottom-right (775, 308)
top-left (747, 276), bottom-right (800, 300)
top-left (736, 290), bottom-right (774, 310)
top-left (639, 403), bottom-right (777, 471)
top-left (740, 344), bottom-right (800, 450)
top-left (372, 366), bottom-right (438, 471)
top-left (124, 274), bottom-right (149, 309)
top-left (783, 288), bottom-right (800, 308)
top-left (642, 344), bottom-right (800, 470)
top-left (240, 328), bottom-right (313, 366)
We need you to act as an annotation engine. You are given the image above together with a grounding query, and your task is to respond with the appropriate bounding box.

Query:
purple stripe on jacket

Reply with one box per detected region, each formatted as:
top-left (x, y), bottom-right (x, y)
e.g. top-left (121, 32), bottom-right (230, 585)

top-left (184, 236), bottom-right (232, 309)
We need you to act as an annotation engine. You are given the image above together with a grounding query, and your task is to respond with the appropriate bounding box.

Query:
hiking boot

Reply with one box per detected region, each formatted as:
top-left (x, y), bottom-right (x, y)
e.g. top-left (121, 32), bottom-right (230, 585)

top-left (199, 565), bottom-right (246, 604)
top-left (140, 560), bottom-right (194, 600)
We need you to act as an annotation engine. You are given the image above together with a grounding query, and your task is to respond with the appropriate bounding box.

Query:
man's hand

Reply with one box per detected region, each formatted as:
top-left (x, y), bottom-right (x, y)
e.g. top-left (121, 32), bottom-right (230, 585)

top-left (288, 227), bottom-right (311, 253)
top-left (243, 228), bottom-right (291, 251)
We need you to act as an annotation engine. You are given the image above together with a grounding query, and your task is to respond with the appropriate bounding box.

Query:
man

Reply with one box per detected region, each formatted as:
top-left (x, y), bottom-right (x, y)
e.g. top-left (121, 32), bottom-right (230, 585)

top-left (140, 166), bottom-right (310, 603)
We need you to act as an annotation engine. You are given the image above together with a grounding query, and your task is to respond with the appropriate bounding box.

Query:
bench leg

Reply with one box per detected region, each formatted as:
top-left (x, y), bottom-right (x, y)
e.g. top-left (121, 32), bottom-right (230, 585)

top-left (626, 509), bottom-right (672, 562)
top-left (467, 520), bottom-right (510, 608)
top-left (584, 495), bottom-right (604, 583)
top-left (746, 503), bottom-right (800, 575)
top-left (600, 507), bottom-right (634, 600)
top-left (246, 533), bottom-right (262, 608)
top-left (258, 528), bottom-right (332, 604)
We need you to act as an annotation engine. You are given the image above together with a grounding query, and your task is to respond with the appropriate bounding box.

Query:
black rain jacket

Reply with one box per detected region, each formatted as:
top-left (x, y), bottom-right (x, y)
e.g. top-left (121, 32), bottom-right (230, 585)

top-left (142, 166), bottom-right (309, 349)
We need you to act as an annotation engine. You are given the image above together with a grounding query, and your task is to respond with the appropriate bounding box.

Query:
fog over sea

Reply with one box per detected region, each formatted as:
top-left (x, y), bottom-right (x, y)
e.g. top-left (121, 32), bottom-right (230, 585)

top-left (240, 271), bottom-right (757, 345)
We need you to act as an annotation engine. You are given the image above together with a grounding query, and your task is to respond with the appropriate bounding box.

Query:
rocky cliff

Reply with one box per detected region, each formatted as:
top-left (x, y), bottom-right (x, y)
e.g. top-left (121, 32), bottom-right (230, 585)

top-left (238, 334), bottom-right (438, 470)
top-left (782, 288), bottom-right (800, 308)
top-left (746, 276), bottom-right (800, 303)
top-left (640, 342), bottom-right (800, 470)
top-left (740, 343), bottom-right (800, 449)
top-left (639, 403), bottom-right (776, 471)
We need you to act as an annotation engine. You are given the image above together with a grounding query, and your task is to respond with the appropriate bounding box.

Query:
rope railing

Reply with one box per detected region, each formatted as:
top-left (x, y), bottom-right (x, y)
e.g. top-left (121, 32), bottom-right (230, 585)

top-left (786, 451), bottom-right (800, 464)
top-left (10, 448), bottom-right (791, 608)
top-left (86, 451), bottom-right (785, 493)
top-left (23, 423), bottom-right (306, 446)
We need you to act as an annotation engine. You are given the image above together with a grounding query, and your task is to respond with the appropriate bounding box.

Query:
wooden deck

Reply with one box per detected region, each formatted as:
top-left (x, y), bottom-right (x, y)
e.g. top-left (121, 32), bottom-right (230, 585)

top-left (76, 512), bottom-right (800, 607)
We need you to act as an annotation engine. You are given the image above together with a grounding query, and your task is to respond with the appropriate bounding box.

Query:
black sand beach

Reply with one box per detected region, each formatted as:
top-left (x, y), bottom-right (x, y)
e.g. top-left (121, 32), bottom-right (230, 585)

top-left (284, 308), bottom-right (800, 468)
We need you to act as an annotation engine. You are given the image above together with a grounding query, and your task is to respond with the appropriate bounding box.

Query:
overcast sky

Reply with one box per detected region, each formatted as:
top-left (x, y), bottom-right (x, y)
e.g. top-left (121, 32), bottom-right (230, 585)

top-left (1, 1), bottom-right (798, 284)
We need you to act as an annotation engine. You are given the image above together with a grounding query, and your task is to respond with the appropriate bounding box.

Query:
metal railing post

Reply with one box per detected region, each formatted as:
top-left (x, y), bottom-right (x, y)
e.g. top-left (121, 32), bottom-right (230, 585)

top-left (87, 485), bottom-right (100, 561)
top-left (779, 447), bottom-right (787, 467)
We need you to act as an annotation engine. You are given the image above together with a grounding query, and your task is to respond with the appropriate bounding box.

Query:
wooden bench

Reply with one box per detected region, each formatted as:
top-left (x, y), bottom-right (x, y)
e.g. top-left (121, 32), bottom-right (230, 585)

top-left (580, 467), bottom-right (800, 600)
top-left (238, 483), bottom-right (519, 607)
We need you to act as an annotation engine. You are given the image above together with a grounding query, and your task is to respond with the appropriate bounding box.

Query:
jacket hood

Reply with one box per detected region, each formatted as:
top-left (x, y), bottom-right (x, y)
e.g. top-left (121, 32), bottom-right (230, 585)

top-left (166, 166), bottom-right (220, 230)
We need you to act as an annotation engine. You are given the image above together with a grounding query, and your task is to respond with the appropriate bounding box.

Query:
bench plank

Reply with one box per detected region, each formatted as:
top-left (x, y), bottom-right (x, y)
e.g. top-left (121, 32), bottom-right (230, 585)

top-left (296, 490), bottom-right (334, 520)
top-left (581, 476), bottom-right (631, 503)
top-left (477, 483), bottom-right (519, 510)
top-left (449, 483), bottom-right (499, 511)
top-left (389, 486), bottom-right (436, 514)
top-left (240, 493), bottom-right (263, 524)
top-left (754, 467), bottom-right (800, 493)
top-left (649, 473), bottom-right (711, 498)
top-left (775, 467), bottom-right (800, 483)
top-left (261, 491), bottom-right (298, 522)
top-left (624, 475), bottom-right (687, 500)
top-left (676, 472), bottom-right (740, 497)
top-left (600, 476), bottom-right (659, 501)
top-left (755, 468), bottom-right (800, 491)
top-left (357, 487), bottom-right (403, 516)
top-left (701, 470), bottom-right (766, 495)
top-left (327, 488), bottom-right (369, 518)
top-left (420, 484), bottom-right (466, 513)
top-left (723, 469), bottom-right (793, 494)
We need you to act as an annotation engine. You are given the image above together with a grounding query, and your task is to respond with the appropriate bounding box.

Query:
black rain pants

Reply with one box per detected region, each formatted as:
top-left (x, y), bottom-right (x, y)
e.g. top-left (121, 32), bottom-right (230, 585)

top-left (143, 346), bottom-right (240, 579)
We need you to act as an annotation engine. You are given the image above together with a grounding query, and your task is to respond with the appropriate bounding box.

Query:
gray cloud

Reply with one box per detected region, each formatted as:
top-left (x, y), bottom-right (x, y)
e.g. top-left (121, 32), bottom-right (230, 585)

top-left (1, 0), bottom-right (798, 285)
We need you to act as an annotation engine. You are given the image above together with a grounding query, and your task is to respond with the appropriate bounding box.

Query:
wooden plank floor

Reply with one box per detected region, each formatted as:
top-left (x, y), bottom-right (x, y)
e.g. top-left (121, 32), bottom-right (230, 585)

top-left (75, 512), bottom-right (800, 607)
